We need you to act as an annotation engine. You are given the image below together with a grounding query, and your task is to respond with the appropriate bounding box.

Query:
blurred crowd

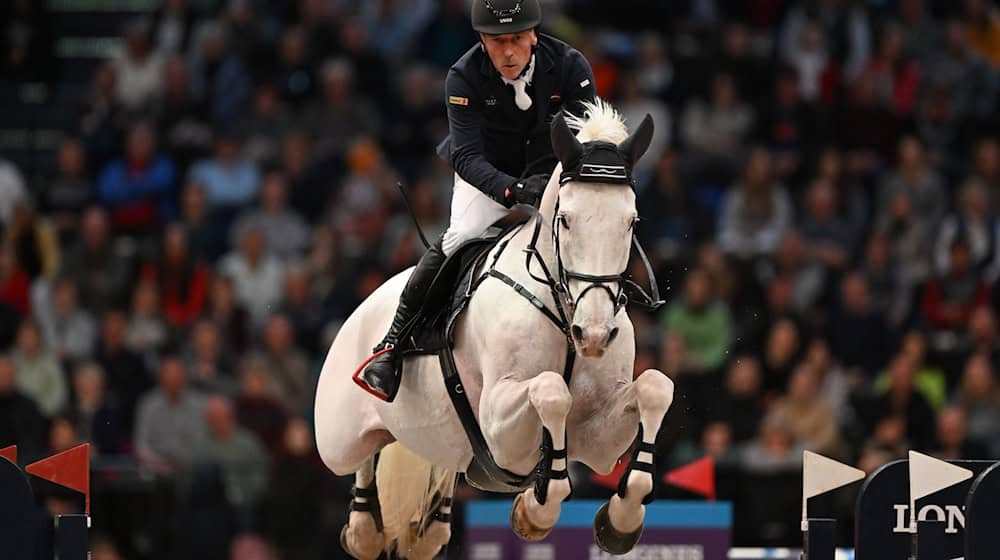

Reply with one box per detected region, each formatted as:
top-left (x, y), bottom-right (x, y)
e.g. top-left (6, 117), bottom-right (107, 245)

top-left (3, 0), bottom-right (1000, 557)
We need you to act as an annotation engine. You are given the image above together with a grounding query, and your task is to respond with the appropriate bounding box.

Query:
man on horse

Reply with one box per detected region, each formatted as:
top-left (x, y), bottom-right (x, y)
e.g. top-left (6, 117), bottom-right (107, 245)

top-left (356, 0), bottom-right (597, 402)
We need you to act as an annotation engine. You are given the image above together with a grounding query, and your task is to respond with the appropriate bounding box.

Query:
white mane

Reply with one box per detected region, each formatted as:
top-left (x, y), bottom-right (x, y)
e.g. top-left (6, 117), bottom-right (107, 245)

top-left (564, 97), bottom-right (629, 144)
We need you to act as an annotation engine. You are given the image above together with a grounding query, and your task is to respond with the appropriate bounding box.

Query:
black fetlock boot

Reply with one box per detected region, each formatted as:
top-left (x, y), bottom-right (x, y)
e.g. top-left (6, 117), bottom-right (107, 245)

top-left (354, 240), bottom-right (447, 402)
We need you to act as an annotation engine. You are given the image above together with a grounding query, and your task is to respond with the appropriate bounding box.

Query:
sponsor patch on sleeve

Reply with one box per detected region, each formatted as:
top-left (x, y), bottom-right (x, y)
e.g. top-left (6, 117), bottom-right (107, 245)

top-left (580, 79), bottom-right (591, 88)
top-left (448, 95), bottom-right (469, 106)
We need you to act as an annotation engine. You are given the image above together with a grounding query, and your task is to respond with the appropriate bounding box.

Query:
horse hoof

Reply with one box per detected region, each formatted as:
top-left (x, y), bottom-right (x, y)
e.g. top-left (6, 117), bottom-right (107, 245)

top-left (340, 523), bottom-right (383, 560)
top-left (510, 492), bottom-right (554, 542)
top-left (593, 502), bottom-right (643, 555)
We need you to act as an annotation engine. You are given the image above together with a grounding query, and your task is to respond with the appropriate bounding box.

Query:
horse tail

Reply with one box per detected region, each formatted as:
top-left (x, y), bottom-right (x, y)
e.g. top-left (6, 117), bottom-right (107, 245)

top-left (375, 442), bottom-right (454, 557)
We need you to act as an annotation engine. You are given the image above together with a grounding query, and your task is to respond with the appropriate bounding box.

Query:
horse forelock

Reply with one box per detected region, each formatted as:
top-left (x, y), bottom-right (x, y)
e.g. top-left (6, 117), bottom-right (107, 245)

top-left (563, 97), bottom-right (629, 145)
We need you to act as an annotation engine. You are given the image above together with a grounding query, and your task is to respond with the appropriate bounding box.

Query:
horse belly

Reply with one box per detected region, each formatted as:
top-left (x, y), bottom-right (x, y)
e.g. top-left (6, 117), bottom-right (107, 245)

top-left (374, 354), bottom-right (475, 472)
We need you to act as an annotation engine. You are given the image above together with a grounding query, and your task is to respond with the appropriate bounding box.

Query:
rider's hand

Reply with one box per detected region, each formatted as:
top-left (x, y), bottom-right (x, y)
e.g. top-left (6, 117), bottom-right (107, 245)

top-left (503, 174), bottom-right (549, 208)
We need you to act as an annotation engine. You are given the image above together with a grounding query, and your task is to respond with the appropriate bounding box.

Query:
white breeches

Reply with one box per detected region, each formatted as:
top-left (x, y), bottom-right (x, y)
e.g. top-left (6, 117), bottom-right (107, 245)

top-left (441, 173), bottom-right (510, 257)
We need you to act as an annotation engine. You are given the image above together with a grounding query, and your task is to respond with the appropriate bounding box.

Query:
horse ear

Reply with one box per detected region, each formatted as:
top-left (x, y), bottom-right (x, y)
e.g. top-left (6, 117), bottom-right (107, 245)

top-left (550, 112), bottom-right (583, 170)
top-left (618, 114), bottom-right (655, 166)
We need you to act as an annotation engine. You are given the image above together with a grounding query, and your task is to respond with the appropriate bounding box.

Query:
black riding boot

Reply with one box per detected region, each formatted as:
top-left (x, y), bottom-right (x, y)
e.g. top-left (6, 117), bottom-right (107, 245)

top-left (357, 240), bottom-right (447, 402)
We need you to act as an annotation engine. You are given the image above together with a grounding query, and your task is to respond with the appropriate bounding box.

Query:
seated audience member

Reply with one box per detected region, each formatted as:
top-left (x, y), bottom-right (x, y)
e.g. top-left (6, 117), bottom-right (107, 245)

top-left (12, 320), bottom-right (67, 418)
top-left (922, 237), bottom-right (991, 332)
top-left (141, 223), bottom-right (211, 328)
top-left (134, 357), bottom-right (207, 474)
top-left (0, 356), bottom-right (45, 460)
top-left (764, 364), bottom-right (843, 456)
top-left (930, 406), bottom-right (989, 460)
top-left (952, 354), bottom-right (1000, 454)
top-left (97, 122), bottom-right (177, 234)
top-left (70, 362), bottom-right (123, 455)
top-left (234, 359), bottom-right (289, 458)
top-left (190, 396), bottom-right (269, 511)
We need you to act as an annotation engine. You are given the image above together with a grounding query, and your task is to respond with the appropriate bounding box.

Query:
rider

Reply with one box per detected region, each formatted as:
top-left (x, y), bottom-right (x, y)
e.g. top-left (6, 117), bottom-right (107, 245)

top-left (356, 0), bottom-right (597, 402)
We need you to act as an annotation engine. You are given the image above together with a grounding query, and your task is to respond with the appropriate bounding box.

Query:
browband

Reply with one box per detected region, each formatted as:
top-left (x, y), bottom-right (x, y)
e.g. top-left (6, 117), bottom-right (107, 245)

top-left (559, 141), bottom-right (634, 187)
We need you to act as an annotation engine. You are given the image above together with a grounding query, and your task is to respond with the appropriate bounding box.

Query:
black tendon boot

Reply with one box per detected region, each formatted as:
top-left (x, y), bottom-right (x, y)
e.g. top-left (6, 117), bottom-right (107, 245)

top-left (355, 240), bottom-right (447, 402)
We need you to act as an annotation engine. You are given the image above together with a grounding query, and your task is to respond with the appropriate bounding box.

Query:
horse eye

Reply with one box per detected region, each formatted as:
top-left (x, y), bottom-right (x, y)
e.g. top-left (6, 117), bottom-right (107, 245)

top-left (558, 215), bottom-right (570, 230)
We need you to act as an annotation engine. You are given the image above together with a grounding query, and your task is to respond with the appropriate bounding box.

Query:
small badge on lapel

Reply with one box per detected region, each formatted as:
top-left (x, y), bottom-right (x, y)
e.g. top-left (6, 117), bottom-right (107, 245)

top-left (448, 96), bottom-right (469, 106)
top-left (485, 97), bottom-right (497, 106)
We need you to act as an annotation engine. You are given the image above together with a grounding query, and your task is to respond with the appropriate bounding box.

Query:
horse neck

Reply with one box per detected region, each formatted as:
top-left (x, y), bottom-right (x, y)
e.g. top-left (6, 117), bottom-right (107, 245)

top-left (509, 170), bottom-right (560, 272)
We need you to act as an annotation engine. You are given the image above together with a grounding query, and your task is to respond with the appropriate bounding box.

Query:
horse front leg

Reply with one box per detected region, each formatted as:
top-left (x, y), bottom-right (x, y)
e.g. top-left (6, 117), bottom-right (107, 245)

top-left (594, 369), bottom-right (674, 554)
top-left (483, 371), bottom-right (573, 541)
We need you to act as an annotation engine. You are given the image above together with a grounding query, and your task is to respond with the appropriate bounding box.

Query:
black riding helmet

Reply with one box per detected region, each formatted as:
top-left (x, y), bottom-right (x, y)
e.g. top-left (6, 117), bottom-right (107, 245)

top-left (471, 0), bottom-right (542, 35)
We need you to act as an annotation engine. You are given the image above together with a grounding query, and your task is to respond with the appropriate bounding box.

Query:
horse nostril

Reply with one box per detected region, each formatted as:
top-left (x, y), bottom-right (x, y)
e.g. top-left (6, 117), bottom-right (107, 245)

top-left (607, 327), bottom-right (619, 344)
top-left (571, 325), bottom-right (584, 342)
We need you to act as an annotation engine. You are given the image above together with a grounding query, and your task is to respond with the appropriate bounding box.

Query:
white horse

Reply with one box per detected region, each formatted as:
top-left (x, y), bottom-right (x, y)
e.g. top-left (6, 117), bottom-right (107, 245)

top-left (314, 99), bottom-right (675, 559)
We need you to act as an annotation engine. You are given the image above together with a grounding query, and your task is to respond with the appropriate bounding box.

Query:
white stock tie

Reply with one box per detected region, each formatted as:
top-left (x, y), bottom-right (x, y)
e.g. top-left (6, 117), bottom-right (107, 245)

top-left (502, 55), bottom-right (535, 111)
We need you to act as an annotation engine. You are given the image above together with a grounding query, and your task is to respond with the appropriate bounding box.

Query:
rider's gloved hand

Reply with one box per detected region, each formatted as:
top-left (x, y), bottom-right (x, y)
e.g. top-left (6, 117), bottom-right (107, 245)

top-left (502, 174), bottom-right (549, 208)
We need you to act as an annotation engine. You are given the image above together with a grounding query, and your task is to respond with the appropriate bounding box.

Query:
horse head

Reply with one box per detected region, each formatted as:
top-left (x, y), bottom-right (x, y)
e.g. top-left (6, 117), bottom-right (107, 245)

top-left (548, 103), bottom-right (654, 358)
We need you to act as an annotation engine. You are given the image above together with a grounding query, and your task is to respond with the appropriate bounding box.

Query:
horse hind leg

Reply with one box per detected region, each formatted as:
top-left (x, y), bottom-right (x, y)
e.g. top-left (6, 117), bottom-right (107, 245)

top-left (402, 474), bottom-right (458, 560)
top-left (510, 371), bottom-right (573, 541)
top-left (341, 456), bottom-right (386, 560)
top-left (595, 369), bottom-right (674, 554)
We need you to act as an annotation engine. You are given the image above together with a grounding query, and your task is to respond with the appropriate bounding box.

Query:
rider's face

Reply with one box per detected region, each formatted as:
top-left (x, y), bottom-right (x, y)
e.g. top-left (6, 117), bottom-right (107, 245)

top-left (481, 30), bottom-right (537, 81)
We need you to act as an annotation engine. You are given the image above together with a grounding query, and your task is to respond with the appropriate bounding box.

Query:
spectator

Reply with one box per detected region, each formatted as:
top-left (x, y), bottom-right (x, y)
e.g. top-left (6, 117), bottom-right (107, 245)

top-left (798, 179), bottom-right (856, 271)
top-left (220, 226), bottom-right (285, 327)
top-left (151, 0), bottom-right (196, 55)
top-left (740, 415), bottom-right (804, 474)
top-left (279, 263), bottom-right (328, 354)
top-left (857, 23), bottom-right (920, 117)
top-left (234, 359), bottom-right (289, 458)
top-left (77, 63), bottom-right (123, 171)
top-left (878, 137), bottom-right (947, 233)
top-left (111, 20), bottom-right (163, 113)
top-left (681, 73), bottom-right (755, 184)
top-left (779, 0), bottom-right (872, 85)
top-left (248, 315), bottom-right (311, 415)
top-left (875, 331), bottom-right (947, 411)
top-left (155, 56), bottom-right (212, 170)
top-left (756, 67), bottom-right (825, 182)
top-left (185, 319), bottom-right (236, 396)
top-left (661, 268), bottom-right (731, 376)
top-left (141, 223), bottom-right (211, 328)
top-left (189, 21), bottom-right (250, 128)
top-left (134, 356), bottom-right (206, 473)
top-left (0, 157), bottom-right (27, 228)
top-left (877, 189), bottom-right (934, 289)
top-left (935, 180), bottom-right (1000, 280)
top-left (338, 16), bottom-right (395, 107)
top-left (636, 151), bottom-right (698, 252)
top-left (930, 406), bottom-right (989, 459)
top-left (712, 357), bottom-right (765, 443)
top-left (871, 353), bottom-right (937, 450)
top-left (124, 280), bottom-right (169, 360)
top-left (11, 320), bottom-right (66, 418)
top-left (95, 309), bottom-right (150, 433)
top-left (760, 317), bottom-right (802, 396)
top-left (783, 22), bottom-right (831, 105)
top-left (617, 72), bottom-right (672, 180)
top-left (966, 307), bottom-right (1000, 365)
top-left (0, 356), bottom-right (44, 460)
top-left (97, 122), bottom-right (178, 234)
top-left (49, 415), bottom-right (80, 454)
top-left (961, 0), bottom-right (1000, 66)
top-left (274, 26), bottom-right (316, 106)
top-left (331, 138), bottom-right (399, 250)
top-left (258, 419), bottom-right (328, 560)
top-left (924, 21), bottom-right (998, 135)
top-left (379, 178), bottom-right (445, 274)
top-left (382, 65), bottom-right (448, 177)
top-left (60, 207), bottom-right (135, 315)
top-left (718, 148), bottom-right (793, 259)
top-left (239, 82), bottom-right (290, 168)
top-left (4, 201), bottom-right (60, 281)
top-left (42, 277), bottom-right (98, 363)
top-left (230, 172), bottom-right (310, 261)
top-left (190, 396), bottom-right (269, 510)
top-left (204, 274), bottom-right (251, 356)
top-left (282, 131), bottom-right (334, 225)
top-left (861, 232), bottom-right (910, 327)
top-left (0, 241), bottom-right (31, 317)
top-left (188, 133), bottom-right (261, 212)
top-left (180, 181), bottom-right (228, 262)
top-left (69, 362), bottom-right (122, 455)
top-left (299, 58), bottom-right (381, 162)
top-left (416, 0), bottom-right (480, 68)
top-left (922, 237), bottom-right (991, 332)
top-left (826, 272), bottom-right (891, 377)
top-left (41, 139), bottom-right (96, 238)
top-left (970, 139), bottom-right (1000, 212)
top-left (769, 363), bottom-right (843, 456)
top-left (952, 354), bottom-right (1000, 451)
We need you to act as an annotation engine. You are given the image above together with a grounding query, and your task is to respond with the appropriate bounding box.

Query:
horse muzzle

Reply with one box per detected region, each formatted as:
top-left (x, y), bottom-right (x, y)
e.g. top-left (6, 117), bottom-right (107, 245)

top-left (570, 322), bottom-right (620, 358)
